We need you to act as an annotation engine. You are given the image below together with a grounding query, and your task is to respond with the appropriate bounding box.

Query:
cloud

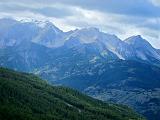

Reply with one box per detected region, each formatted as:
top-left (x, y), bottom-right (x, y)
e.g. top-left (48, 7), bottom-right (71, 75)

top-left (0, 2), bottom-right (74, 18)
top-left (150, 0), bottom-right (160, 6)
top-left (33, 7), bottom-right (73, 18)
top-left (1, 0), bottom-right (160, 17)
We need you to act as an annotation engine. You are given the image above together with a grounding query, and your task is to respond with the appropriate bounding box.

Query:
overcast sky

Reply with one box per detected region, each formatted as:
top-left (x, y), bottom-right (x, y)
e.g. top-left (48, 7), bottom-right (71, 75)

top-left (0, 0), bottom-right (160, 48)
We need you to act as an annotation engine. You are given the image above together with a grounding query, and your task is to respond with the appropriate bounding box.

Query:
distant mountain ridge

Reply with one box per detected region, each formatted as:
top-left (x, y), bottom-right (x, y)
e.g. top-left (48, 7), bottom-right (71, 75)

top-left (0, 18), bottom-right (159, 65)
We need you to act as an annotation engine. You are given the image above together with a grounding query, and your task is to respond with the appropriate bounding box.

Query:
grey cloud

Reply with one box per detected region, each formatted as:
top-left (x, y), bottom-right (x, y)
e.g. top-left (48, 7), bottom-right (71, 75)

top-left (1, 0), bottom-right (160, 17)
top-left (33, 7), bottom-right (74, 18)
top-left (0, 2), bottom-right (74, 18)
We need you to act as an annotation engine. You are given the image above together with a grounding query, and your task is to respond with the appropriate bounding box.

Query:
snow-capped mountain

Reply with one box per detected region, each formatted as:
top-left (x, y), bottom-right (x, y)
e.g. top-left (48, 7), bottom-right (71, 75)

top-left (64, 27), bottom-right (160, 63)
top-left (31, 22), bottom-right (65, 48)
top-left (0, 18), bottom-right (159, 64)
top-left (1, 18), bottom-right (160, 77)
top-left (125, 35), bottom-right (160, 61)
top-left (0, 18), bottom-right (66, 48)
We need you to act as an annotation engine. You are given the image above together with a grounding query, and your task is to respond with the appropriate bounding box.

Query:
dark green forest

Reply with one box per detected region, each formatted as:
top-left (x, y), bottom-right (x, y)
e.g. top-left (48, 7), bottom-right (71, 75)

top-left (0, 67), bottom-right (145, 120)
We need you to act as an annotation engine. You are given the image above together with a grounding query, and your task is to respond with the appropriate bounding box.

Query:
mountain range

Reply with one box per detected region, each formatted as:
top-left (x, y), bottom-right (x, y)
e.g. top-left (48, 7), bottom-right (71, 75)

top-left (0, 18), bottom-right (160, 120)
top-left (0, 18), bottom-right (160, 63)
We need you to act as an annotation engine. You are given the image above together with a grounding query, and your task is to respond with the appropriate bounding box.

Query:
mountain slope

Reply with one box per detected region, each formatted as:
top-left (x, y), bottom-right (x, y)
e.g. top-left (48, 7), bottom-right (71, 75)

top-left (55, 60), bottom-right (160, 89)
top-left (125, 35), bottom-right (160, 62)
top-left (0, 67), bottom-right (144, 120)
top-left (52, 60), bottom-right (160, 120)
top-left (0, 42), bottom-right (51, 71)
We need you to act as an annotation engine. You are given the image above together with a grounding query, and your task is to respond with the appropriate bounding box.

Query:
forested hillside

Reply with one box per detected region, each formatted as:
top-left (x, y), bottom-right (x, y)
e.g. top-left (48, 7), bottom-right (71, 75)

top-left (0, 67), bottom-right (145, 120)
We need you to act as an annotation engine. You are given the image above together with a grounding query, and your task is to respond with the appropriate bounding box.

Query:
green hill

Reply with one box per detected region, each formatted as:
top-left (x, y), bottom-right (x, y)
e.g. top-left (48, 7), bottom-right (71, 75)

top-left (0, 67), bottom-right (145, 120)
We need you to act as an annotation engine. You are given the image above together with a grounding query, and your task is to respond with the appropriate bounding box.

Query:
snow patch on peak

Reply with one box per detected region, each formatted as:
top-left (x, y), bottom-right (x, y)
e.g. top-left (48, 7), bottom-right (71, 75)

top-left (124, 35), bottom-right (149, 46)
top-left (19, 19), bottom-right (61, 32)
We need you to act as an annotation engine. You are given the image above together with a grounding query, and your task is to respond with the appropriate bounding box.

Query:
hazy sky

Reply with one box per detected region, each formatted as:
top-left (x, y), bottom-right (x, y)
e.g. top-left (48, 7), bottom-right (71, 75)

top-left (0, 0), bottom-right (160, 48)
